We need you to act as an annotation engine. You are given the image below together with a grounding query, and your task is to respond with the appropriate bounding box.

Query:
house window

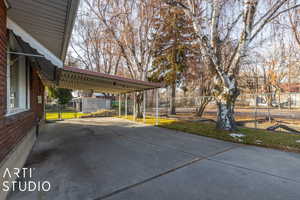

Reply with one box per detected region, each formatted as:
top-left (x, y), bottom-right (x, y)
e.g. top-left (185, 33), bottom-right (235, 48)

top-left (6, 33), bottom-right (30, 115)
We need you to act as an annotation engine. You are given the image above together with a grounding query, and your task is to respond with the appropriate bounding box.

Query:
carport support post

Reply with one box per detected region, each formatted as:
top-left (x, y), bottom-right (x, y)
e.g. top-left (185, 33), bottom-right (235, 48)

top-left (119, 94), bottom-right (122, 117)
top-left (125, 94), bottom-right (128, 118)
top-left (143, 90), bottom-right (146, 123)
top-left (133, 92), bottom-right (136, 121)
top-left (155, 88), bottom-right (159, 125)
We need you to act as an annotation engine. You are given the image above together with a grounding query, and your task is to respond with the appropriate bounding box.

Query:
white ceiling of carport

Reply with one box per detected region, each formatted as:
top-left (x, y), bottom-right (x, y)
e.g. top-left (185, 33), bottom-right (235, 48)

top-left (7, 0), bottom-right (79, 61)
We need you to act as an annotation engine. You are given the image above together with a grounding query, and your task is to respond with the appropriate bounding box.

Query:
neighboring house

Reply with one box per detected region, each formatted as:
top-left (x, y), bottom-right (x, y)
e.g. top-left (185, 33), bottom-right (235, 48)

top-left (0, 1), bottom-right (79, 199)
top-left (280, 83), bottom-right (300, 93)
top-left (280, 83), bottom-right (300, 107)
top-left (242, 83), bottom-right (300, 107)
top-left (72, 92), bottom-right (112, 113)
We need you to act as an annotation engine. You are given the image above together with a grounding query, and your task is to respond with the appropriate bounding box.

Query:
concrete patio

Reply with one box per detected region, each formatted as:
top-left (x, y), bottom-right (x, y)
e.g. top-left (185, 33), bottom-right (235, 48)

top-left (8, 118), bottom-right (300, 200)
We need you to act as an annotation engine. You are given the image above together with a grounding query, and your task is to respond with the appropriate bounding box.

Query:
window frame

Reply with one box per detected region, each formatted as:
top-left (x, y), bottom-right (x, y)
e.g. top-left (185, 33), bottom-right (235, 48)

top-left (6, 35), bottom-right (31, 116)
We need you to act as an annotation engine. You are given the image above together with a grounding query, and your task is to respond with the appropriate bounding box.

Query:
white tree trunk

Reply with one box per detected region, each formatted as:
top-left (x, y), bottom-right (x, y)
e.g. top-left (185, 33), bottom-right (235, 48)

top-left (214, 75), bottom-right (239, 130)
top-left (216, 100), bottom-right (236, 130)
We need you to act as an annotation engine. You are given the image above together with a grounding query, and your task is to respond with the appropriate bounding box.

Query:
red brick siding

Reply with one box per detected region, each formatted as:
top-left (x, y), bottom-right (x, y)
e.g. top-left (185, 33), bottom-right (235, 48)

top-left (0, 69), bottom-right (45, 162)
top-left (0, 0), bottom-right (7, 117)
top-left (29, 67), bottom-right (45, 121)
top-left (0, 2), bottom-right (45, 162)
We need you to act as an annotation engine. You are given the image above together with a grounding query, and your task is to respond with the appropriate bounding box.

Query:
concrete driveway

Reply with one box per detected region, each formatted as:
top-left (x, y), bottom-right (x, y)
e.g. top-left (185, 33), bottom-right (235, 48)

top-left (8, 118), bottom-right (300, 200)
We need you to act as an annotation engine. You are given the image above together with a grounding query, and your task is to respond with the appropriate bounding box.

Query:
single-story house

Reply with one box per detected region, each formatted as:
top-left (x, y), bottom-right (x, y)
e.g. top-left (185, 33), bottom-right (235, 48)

top-left (0, 1), bottom-right (80, 199)
top-left (0, 1), bottom-right (162, 199)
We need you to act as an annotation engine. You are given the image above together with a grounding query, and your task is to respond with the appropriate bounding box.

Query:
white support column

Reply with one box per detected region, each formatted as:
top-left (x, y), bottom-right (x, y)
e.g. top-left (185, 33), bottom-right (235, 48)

top-left (143, 90), bottom-right (146, 123)
top-left (133, 92), bottom-right (136, 121)
top-left (119, 94), bottom-right (121, 117)
top-left (125, 93), bottom-right (128, 118)
top-left (43, 87), bottom-right (46, 121)
top-left (156, 88), bottom-right (159, 125)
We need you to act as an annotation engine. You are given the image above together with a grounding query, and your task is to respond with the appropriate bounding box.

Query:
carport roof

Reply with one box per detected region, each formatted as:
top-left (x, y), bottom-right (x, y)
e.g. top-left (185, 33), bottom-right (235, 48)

top-left (13, 32), bottom-right (163, 94)
top-left (57, 67), bottom-right (163, 94)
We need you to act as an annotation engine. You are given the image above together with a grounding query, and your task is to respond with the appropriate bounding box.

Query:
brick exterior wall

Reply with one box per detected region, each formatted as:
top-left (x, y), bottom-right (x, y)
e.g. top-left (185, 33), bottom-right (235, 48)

top-left (0, 2), bottom-right (45, 163)
top-left (0, 0), bottom-right (7, 117)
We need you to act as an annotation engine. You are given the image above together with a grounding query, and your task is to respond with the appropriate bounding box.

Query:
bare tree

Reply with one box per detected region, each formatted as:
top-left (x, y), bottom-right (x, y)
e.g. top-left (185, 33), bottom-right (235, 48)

top-left (70, 6), bottom-right (122, 75)
top-left (183, 56), bottom-right (213, 117)
top-left (165, 0), bottom-right (300, 130)
top-left (288, 5), bottom-right (300, 47)
top-left (83, 0), bottom-right (162, 117)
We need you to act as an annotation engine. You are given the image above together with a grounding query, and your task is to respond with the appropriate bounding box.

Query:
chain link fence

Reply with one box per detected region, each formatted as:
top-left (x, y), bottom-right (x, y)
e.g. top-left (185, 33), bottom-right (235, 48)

top-left (46, 91), bottom-right (300, 133)
top-left (45, 96), bottom-right (116, 120)
top-left (45, 101), bottom-right (78, 120)
top-left (155, 92), bottom-right (300, 133)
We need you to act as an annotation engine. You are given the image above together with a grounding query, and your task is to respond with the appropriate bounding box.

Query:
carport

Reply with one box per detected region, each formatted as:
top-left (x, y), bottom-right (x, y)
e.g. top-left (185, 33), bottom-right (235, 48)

top-left (56, 67), bottom-right (163, 124)
top-left (6, 0), bottom-right (163, 123)
top-left (7, 32), bottom-right (163, 123)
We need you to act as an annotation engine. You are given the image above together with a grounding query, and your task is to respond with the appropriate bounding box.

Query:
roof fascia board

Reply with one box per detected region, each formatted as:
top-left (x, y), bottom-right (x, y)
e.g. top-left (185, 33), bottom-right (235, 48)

top-left (60, 0), bottom-right (80, 61)
top-left (4, 0), bottom-right (10, 9)
top-left (61, 67), bottom-right (164, 89)
top-left (7, 17), bottom-right (63, 68)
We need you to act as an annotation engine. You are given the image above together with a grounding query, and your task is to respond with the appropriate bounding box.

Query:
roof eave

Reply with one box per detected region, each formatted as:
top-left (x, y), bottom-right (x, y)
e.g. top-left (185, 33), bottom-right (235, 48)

top-left (7, 18), bottom-right (63, 68)
top-left (60, 0), bottom-right (80, 62)
top-left (4, 0), bottom-right (10, 9)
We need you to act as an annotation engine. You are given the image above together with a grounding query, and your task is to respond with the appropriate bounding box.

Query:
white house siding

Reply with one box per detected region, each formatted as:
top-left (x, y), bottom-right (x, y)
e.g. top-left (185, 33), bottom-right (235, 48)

top-left (81, 97), bottom-right (111, 113)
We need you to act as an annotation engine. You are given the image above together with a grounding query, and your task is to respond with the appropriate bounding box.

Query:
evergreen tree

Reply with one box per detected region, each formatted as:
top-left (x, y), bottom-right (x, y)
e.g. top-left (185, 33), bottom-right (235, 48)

top-left (150, 3), bottom-right (195, 115)
top-left (48, 87), bottom-right (73, 119)
top-left (48, 87), bottom-right (73, 106)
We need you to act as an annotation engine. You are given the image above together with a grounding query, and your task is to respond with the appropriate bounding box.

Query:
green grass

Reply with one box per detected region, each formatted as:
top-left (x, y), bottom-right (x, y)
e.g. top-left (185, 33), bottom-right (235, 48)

top-left (119, 115), bottom-right (300, 153)
top-left (46, 110), bottom-right (117, 120)
top-left (46, 112), bottom-right (89, 120)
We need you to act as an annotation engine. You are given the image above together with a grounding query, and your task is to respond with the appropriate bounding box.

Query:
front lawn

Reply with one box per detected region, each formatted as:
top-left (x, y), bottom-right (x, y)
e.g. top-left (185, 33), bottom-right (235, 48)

top-left (119, 116), bottom-right (300, 153)
top-left (46, 112), bottom-right (89, 120)
top-left (46, 110), bottom-right (117, 120)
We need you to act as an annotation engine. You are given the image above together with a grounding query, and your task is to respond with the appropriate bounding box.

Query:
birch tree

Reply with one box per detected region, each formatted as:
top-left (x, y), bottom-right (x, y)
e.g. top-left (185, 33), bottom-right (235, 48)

top-left (165, 0), bottom-right (300, 130)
